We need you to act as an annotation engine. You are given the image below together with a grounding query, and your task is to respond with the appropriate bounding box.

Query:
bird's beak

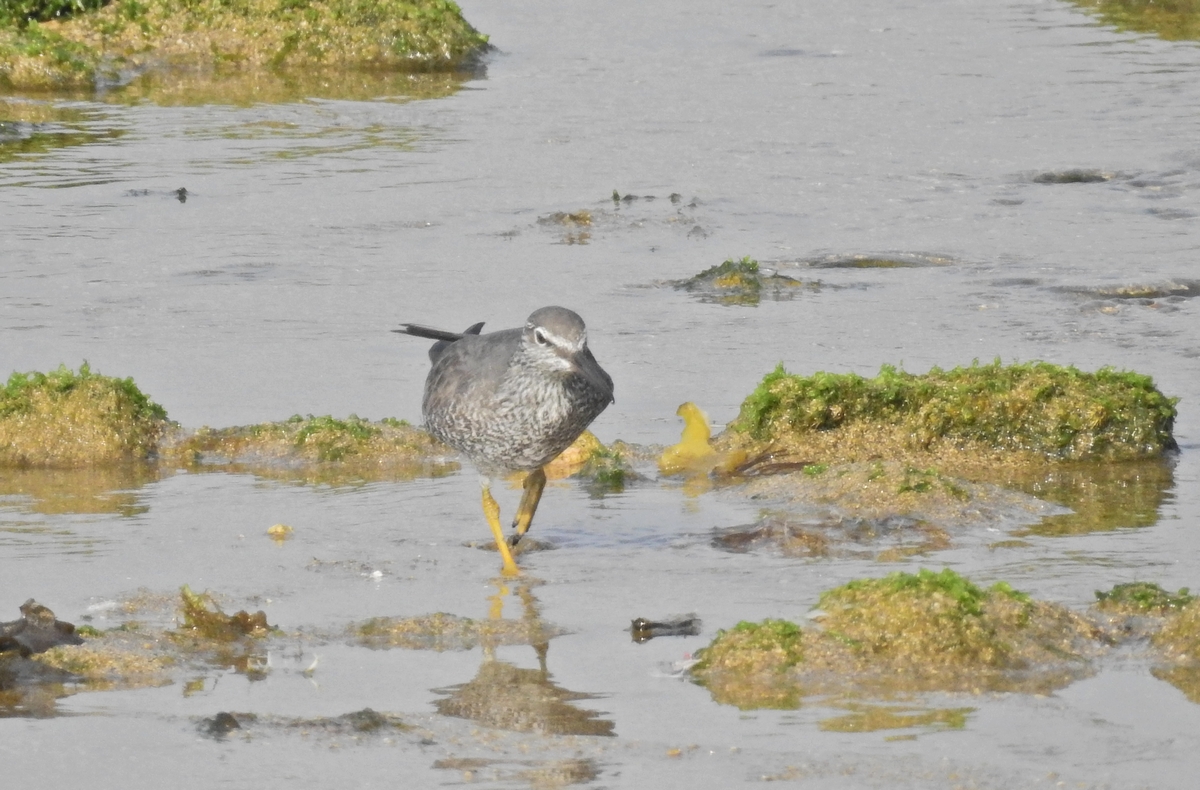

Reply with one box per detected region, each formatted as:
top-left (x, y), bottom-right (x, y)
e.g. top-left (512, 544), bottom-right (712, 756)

top-left (572, 347), bottom-right (615, 404)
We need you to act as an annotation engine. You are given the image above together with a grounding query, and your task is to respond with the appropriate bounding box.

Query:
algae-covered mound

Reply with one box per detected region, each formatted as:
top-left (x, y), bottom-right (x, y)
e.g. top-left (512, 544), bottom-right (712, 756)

top-left (166, 414), bottom-right (456, 480)
top-left (811, 569), bottom-right (1090, 674)
top-left (726, 360), bottom-right (1177, 463)
top-left (692, 619), bottom-right (805, 676)
top-left (691, 569), bottom-right (1102, 708)
top-left (1095, 581), bottom-right (1195, 616)
top-left (0, 363), bottom-right (169, 467)
top-left (0, 0), bottom-right (488, 91)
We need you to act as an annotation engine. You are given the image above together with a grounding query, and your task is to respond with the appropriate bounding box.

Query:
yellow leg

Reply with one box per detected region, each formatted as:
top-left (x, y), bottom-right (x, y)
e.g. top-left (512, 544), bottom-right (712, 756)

top-left (482, 484), bottom-right (521, 577)
top-left (510, 467), bottom-right (547, 546)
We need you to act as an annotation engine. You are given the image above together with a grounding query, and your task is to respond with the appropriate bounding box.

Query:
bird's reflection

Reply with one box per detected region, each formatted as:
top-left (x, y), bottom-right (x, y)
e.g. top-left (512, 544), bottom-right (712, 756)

top-left (432, 579), bottom-right (614, 737)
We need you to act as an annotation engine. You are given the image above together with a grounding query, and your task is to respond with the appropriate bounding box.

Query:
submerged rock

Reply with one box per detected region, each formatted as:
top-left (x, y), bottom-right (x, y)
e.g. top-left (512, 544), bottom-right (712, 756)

top-left (198, 711), bottom-right (243, 739)
top-left (1031, 169), bottom-right (1115, 184)
top-left (629, 615), bottom-right (701, 643)
top-left (711, 511), bottom-right (952, 562)
top-left (675, 256), bottom-right (816, 306)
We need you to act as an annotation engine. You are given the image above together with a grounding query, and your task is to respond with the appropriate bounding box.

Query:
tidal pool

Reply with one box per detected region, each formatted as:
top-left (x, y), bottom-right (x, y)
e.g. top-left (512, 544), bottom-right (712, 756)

top-left (3, 0), bottom-right (1200, 787)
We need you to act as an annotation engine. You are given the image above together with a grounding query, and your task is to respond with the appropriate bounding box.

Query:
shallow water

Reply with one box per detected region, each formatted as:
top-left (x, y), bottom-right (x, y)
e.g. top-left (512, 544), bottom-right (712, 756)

top-left (3, 0), bottom-right (1200, 786)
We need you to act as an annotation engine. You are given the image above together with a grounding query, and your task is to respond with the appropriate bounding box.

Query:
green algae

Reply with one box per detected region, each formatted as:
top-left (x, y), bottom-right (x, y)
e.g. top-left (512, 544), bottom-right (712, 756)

top-left (165, 413), bottom-right (457, 483)
top-left (692, 619), bottom-right (805, 675)
top-left (178, 585), bottom-right (272, 641)
top-left (1070, 0), bottom-right (1200, 41)
top-left (730, 360), bottom-right (1177, 462)
top-left (691, 569), bottom-right (1102, 709)
top-left (173, 587), bottom-right (275, 680)
top-left (579, 443), bottom-right (627, 495)
top-left (0, 363), bottom-right (169, 467)
top-left (676, 256), bottom-right (814, 306)
top-left (0, 0), bottom-right (488, 92)
top-left (815, 569), bottom-right (1031, 668)
top-left (0, 0), bottom-right (107, 26)
top-left (690, 619), bottom-right (806, 710)
top-left (1095, 582), bottom-right (1195, 615)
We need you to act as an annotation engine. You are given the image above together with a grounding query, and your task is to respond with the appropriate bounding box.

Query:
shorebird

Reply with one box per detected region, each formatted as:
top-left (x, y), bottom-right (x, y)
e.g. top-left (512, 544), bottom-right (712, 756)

top-left (395, 306), bottom-right (613, 575)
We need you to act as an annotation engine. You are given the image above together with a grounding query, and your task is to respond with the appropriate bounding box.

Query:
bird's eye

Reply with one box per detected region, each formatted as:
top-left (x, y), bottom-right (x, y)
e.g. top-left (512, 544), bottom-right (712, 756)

top-left (533, 329), bottom-right (549, 346)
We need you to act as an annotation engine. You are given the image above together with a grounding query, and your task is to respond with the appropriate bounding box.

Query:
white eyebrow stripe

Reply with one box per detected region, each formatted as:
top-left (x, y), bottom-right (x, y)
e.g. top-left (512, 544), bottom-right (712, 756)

top-left (536, 327), bottom-right (586, 352)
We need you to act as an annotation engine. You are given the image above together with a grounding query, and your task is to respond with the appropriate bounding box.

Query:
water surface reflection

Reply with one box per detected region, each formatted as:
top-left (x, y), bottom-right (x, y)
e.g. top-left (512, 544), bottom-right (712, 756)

top-left (432, 582), bottom-right (615, 737)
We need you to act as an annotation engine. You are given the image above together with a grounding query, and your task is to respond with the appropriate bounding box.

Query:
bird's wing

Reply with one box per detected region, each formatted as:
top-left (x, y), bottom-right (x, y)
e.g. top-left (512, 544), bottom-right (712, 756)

top-left (392, 321), bottom-right (484, 342)
top-left (424, 328), bottom-right (523, 405)
top-left (394, 322), bottom-right (486, 365)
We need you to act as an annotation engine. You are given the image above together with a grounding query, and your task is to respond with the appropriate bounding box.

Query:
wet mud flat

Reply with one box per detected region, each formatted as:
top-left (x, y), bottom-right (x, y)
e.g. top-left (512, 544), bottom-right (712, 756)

top-left (0, 352), bottom-right (1194, 788)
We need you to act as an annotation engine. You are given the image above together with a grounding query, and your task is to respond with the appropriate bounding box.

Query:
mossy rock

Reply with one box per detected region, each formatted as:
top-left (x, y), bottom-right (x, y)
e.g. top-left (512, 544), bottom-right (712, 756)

top-left (690, 569), bottom-right (1103, 708)
top-left (1095, 582), bottom-right (1195, 615)
top-left (693, 619), bottom-right (804, 675)
top-left (165, 414), bottom-right (455, 481)
top-left (727, 360), bottom-right (1177, 463)
top-left (0, 0), bottom-right (488, 91)
top-left (0, 363), bottom-right (169, 467)
top-left (815, 569), bottom-right (1036, 670)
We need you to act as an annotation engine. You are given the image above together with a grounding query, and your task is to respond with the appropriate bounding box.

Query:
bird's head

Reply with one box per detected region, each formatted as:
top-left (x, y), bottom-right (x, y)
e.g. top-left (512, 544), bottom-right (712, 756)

top-left (522, 306), bottom-right (614, 403)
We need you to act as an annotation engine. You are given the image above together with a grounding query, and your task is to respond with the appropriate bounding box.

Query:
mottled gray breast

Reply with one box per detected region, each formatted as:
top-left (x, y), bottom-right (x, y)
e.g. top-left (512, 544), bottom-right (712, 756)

top-left (421, 322), bottom-right (611, 474)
